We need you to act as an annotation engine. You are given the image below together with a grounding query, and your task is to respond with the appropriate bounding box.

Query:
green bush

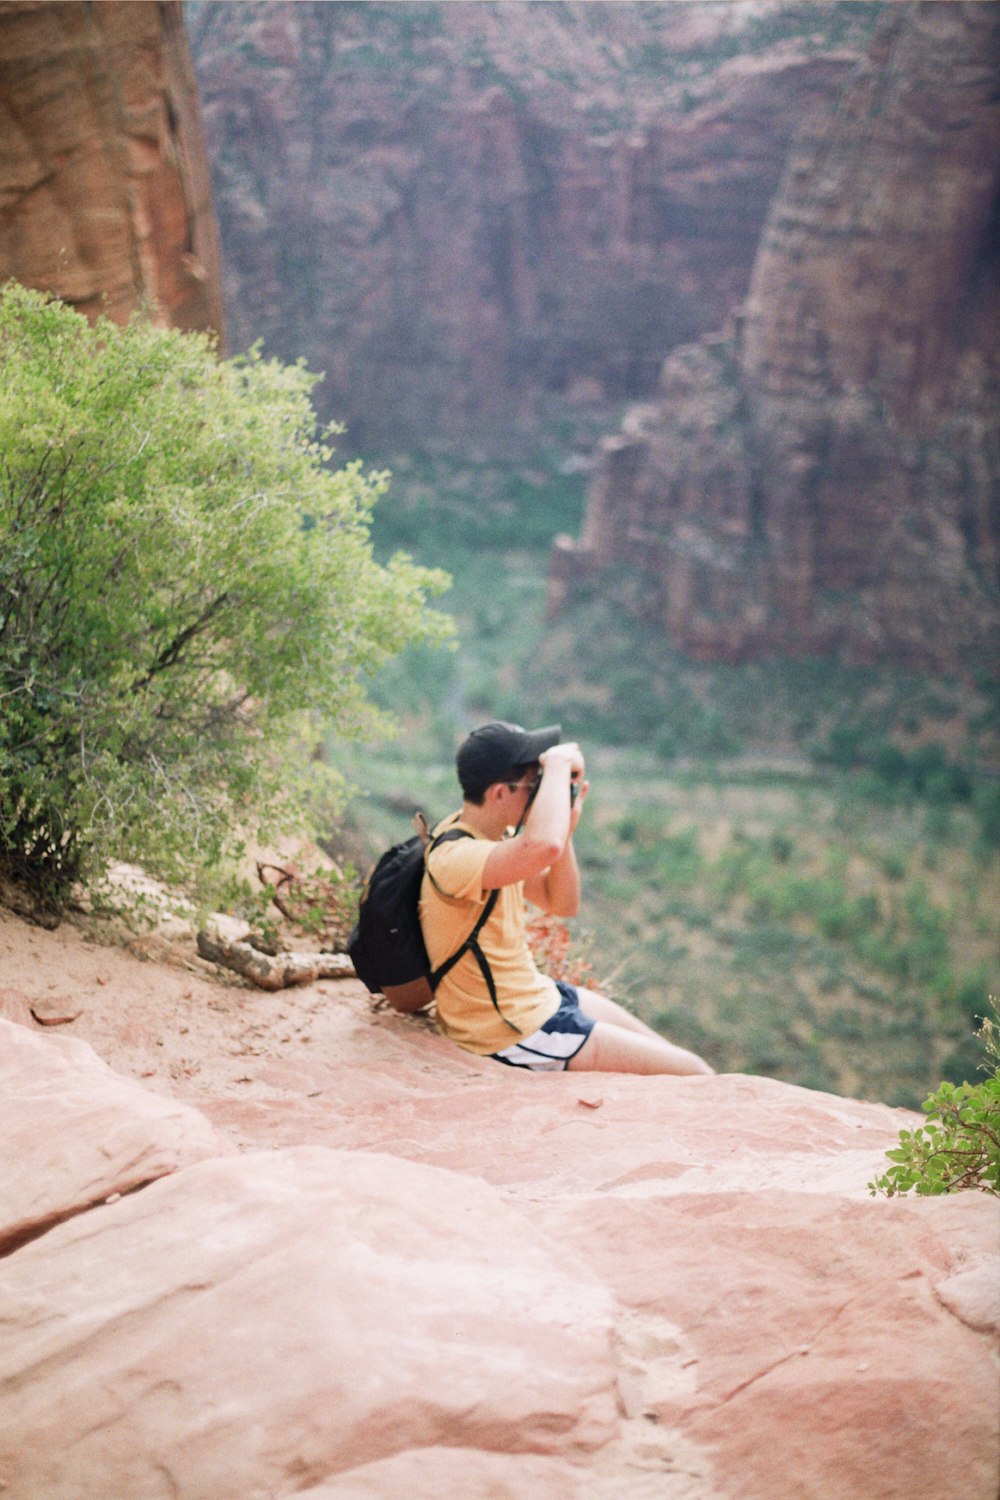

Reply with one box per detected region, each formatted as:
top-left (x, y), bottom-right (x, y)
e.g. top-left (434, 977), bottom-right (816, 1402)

top-left (768, 832), bottom-right (795, 864)
top-left (0, 284), bottom-right (450, 910)
top-left (870, 1006), bottom-right (1000, 1199)
top-left (815, 723), bottom-right (867, 769)
top-left (869, 1077), bottom-right (1000, 1198)
top-left (879, 849), bottom-right (908, 882)
top-left (973, 783), bottom-right (1000, 847)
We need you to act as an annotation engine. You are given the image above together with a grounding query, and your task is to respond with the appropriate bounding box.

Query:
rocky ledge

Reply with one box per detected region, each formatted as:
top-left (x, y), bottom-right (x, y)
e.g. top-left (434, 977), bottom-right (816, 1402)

top-left (0, 907), bottom-right (997, 1499)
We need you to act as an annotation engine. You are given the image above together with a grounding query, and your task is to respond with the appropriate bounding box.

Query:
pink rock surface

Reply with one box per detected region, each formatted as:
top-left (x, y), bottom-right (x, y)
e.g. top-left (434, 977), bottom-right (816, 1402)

top-left (0, 1017), bottom-right (229, 1253)
top-left (1, 911), bottom-right (997, 1499)
top-left (0, 1147), bottom-right (617, 1500)
top-left (935, 1258), bottom-right (1000, 1335)
top-left (297, 1447), bottom-right (592, 1500)
top-left (200, 1067), bottom-right (1000, 1499)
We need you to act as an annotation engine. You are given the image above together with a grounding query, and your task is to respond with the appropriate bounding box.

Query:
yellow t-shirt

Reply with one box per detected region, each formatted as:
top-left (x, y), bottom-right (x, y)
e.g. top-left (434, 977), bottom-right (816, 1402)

top-left (419, 815), bottom-right (559, 1054)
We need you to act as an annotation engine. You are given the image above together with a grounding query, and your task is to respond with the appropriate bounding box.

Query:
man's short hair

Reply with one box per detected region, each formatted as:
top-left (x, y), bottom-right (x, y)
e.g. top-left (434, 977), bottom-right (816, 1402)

top-left (456, 720), bottom-right (561, 803)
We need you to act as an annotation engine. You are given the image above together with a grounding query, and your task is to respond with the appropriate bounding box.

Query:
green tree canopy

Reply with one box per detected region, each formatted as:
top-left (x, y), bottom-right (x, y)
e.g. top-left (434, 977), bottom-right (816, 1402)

top-left (0, 282), bottom-right (451, 911)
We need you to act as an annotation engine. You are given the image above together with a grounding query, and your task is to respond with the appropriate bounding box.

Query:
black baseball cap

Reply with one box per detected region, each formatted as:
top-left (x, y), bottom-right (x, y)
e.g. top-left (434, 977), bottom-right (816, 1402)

top-left (456, 720), bottom-right (561, 798)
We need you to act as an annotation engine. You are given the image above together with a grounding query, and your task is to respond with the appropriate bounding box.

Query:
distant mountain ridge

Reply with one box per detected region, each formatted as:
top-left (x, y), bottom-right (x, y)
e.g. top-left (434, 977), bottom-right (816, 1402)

top-left (189, 0), bottom-right (873, 449)
top-left (190, 1), bottom-right (998, 674)
top-left (556, 2), bottom-right (999, 673)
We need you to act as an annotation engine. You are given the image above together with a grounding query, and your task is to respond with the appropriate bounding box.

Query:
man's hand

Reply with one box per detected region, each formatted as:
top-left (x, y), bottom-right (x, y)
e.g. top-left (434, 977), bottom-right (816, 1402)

top-left (516, 741), bottom-right (586, 915)
top-left (569, 776), bottom-right (589, 833)
top-left (540, 743), bottom-right (587, 831)
top-left (481, 739), bottom-right (587, 897)
top-left (539, 741), bottom-right (585, 780)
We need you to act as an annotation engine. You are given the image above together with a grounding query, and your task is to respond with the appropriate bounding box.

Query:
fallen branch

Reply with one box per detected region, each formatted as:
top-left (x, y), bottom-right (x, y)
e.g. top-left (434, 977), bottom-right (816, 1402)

top-left (254, 859), bottom-right (355, 951)
top-left (196, 930), bottom-right (355, 991)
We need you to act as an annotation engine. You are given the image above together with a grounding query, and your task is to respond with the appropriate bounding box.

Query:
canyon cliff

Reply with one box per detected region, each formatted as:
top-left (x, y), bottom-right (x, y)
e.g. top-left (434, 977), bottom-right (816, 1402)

top-left (558, 3), bottom-right (999, 672)
top-left (2, 3), bottom-right (994, 674)
top-left (0, 0), bottom-right (223, 338)
top-left (191, 0), bottom-right (997, 674)
top-left (190, 1), bottom-right (871, 450)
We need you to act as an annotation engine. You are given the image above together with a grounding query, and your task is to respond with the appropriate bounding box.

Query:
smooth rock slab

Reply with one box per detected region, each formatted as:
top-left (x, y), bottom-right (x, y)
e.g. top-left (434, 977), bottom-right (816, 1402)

top-left (539, 1184), bottom-right (1000, 1500)
top-left (0, 1017), bottom-right (229, 1252)
top-left (0, 1146), bottom-right (617, 1500)
top-left (299, 1447), bottom-right (590, 1499)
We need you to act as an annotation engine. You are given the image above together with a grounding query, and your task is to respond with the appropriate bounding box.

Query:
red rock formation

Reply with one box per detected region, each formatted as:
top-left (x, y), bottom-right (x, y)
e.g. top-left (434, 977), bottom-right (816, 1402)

top-left (0, 1019), bottom-right (230, 1254)
top-left (189, 1), bottom-right (868, 447)
top-left (562, 3), bottom-right (1000, 672)
top-left (1, 988), bottom-right (998, 1500)
top-left (0, 0), bottom-right (223, 338)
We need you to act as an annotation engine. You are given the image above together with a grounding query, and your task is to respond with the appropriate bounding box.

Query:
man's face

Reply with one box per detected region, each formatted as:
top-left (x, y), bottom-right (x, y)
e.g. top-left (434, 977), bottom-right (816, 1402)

top-left (497, 764), bottom-right (541, 814)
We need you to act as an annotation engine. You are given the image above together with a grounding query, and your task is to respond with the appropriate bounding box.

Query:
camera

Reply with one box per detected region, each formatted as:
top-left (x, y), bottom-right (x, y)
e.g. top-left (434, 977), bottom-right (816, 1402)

top-left (570, 779), bottom-right (580, 806)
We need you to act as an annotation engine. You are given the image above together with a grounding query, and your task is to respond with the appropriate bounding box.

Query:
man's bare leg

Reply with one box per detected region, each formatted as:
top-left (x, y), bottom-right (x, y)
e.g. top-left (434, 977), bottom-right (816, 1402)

top-left (569, 986), bottom-right (714, 1075)
top-left (575, 987), bottom-right (663, 1037)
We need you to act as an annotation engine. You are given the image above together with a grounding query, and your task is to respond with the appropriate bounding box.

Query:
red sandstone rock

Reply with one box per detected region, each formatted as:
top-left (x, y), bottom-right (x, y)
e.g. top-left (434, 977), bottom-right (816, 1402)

top-left (0, 1147), bottom-right (618, 1500)
top-left (567, 5), bottom-right (1000, 672)
top-left (0, 0), bottom-right (223, 339)
top-left (297, 1449), bottom-right (590, 1500)
top-left (152, 1064), bottom-right (1000, 1499)
top-left (1, 920), bottom-right (997, 1498)
top-left (0, 1018), bottom-right (229, 1254)
top-left (190, 2), bottom-right (863, 448)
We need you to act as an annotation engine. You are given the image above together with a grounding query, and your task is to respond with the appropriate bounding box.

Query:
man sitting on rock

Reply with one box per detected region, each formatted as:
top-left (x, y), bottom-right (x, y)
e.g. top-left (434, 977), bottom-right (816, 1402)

top-left (419, 721), bottom-right (714, 1074)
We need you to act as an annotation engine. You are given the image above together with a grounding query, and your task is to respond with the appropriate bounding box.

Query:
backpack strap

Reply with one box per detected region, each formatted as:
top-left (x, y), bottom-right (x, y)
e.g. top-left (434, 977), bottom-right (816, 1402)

top-left (423, 826), bottom-right (470, 904)
top-left (423, 825), bottom-right (520, 1034)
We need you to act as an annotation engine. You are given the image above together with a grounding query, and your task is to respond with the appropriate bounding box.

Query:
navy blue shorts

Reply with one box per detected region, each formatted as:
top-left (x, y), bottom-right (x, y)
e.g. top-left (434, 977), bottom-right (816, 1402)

top-left (491, 981), bottom-right (596, 1071)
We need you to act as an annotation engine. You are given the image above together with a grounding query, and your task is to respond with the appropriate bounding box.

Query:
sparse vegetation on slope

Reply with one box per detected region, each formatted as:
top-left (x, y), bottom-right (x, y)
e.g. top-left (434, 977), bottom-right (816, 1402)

top-left (329, 446), bottom-right (998, 1109)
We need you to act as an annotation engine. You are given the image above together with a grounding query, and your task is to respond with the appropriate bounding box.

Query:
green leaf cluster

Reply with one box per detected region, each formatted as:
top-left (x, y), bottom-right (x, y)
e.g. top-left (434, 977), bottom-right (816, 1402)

top-left (0, 283), bottom-right (451, 909)
top-left (869, 1007), bottom-right (1000, 1199)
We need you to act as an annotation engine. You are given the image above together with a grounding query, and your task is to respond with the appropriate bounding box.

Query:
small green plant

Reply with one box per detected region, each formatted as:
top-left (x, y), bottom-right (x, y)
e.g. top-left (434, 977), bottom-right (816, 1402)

top-left (248, 861), bottom-right (362, 952)
top-left (869, 1004), bottom-right (1000, 1199)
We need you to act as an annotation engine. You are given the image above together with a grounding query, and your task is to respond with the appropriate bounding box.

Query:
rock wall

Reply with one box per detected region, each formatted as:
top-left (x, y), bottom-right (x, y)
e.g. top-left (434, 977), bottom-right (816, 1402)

top-left (559, 2), bottom-right (999, 672)
top-left (189, 0), bottom-right (870, 449)
top-left (0, 0), bottom-right (223, 337)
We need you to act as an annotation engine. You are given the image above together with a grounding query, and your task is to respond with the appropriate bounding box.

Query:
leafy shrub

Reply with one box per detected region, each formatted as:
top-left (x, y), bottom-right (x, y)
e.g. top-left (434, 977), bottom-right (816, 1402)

top-left (654, 726), bottom-right (679, 762)
top-left (869, 1078), bottom-right (1000, 1198)
top-left (815, 723), bottom-right (867, 769)
top-left (0, 284), bottom-right (450, 911)
top-left (899, 881), bottom-right (952, 986)
top-left (818, 891), bottom-right (880, 942)
top-left (870, 1006), bottom-right (1000, 1199)
top-left (623, 822), bottom-right (703, 888)
top-left (871, 742), bottom-right (909, 784)
top-left (951, 965), bottom-right (995, 1027)
top-left (768, 832), bottom-right (795, 864)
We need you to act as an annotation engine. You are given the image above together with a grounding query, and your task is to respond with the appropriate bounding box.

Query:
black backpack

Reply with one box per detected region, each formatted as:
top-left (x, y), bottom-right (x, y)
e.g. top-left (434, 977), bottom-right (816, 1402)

top-left (349, 814), bottom-right (510, 1021)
